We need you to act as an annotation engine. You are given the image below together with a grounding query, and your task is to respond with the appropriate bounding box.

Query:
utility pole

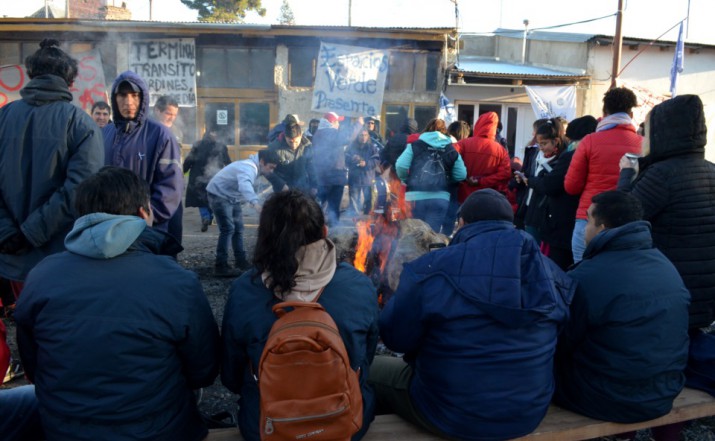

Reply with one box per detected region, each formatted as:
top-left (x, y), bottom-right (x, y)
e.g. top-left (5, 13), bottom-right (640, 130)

top-left (610, 0), bottom-right (625, 89)
top-left (521, 19), bottom-right (529, 64)
top-left (348, 0), bottom-right (351, 26)
top-left (149, 0), bottom-right (153, 20)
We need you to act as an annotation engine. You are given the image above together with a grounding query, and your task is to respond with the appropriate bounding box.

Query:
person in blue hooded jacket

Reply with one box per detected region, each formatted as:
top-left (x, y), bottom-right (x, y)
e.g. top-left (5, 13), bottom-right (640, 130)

top-left (103, 71), bottom-right (184, 243)
top-left (373, 189), bottom-right (575, 441)
top-left (395, 118), bottom-right (466, 232)
top-left (14, 166), bottom-right (219, 441)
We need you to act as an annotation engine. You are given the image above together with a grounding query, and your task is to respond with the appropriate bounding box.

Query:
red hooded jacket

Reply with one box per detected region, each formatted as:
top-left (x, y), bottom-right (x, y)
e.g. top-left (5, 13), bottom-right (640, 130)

top-left (564, 124), bottom-right (642, 219)
top-left (455, 112), bottom-right (512, 203)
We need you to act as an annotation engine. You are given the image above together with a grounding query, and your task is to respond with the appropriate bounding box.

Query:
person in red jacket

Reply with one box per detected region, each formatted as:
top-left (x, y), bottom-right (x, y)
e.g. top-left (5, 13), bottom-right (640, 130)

top-left (455, 112), bottom-right (512, 204)
top-left (564, 87), bottom-right (642, 262)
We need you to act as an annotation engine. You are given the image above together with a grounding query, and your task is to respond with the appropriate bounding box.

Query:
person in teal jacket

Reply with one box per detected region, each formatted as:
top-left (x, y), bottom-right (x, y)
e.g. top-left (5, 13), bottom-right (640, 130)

top-left (395, 118), bottom-right (466, 232)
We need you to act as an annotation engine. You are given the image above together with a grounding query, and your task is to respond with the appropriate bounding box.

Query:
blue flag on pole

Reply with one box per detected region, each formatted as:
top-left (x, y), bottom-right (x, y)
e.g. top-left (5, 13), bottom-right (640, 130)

top-left (670, 21), bottom-right (685, 97)
top-left (439, 92), bottom-right (456, 124)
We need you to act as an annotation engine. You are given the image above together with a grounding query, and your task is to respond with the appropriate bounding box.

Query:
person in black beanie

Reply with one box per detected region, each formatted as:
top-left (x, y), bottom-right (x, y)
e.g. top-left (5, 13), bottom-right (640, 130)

top-left (565, 115), bottom-right (598, 152)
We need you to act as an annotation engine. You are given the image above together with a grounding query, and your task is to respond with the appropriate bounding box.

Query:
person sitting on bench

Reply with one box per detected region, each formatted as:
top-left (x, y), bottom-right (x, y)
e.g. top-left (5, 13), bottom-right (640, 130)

top-left (373, 189), bottom-right (575, 440)
top-left (554, 191), bottom-right (690, 439)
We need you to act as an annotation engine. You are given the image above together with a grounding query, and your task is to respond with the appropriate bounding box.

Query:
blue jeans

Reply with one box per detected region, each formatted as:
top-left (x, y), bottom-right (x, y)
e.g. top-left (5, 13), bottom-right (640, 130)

top-left (0, 385), bottom-right (43, 441)
top-left (349, 185), bottom-right (372, 215)
top-left (208, 193), bottom-right (246, 266)
top-left (412, 198), bottom-right (449, 233)
top-left (571, 219), bottom-right (587, 263)
top-left (198, 206), bottom-right (213, 223)
top-left (319, 185), bottom-right (345, 226)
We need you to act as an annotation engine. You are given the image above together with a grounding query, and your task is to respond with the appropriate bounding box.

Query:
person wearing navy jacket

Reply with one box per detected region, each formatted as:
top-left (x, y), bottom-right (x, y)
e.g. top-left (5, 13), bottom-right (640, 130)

top-left (373, 189), bottom-right (575, 441)
top-left (103, 70), bottom-right (184, 241)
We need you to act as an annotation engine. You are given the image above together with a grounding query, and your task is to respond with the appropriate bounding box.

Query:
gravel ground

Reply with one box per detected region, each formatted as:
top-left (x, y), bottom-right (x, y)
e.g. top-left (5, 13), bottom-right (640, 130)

top-left (2, 205), bottom-right (715, 440)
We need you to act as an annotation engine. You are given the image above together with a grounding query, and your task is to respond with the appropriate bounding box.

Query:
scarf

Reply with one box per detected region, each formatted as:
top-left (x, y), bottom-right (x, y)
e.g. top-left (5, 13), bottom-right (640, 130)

top-left (262, 238), bottom-right (337, 302)
top-left (526, 151), bottom-right (556, 205)
top-left (596, 112), bottom-right (635, 132)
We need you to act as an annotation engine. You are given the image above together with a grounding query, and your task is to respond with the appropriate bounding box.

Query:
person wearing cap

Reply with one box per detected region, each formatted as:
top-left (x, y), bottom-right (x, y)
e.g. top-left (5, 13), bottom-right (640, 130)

top-left (0, 39), bottom-right (104, 296)
top-left (266, 122), bottom-right (318, 195)
top-left (554, 191), bottom-right (689, 434)
top-left (312, 112), bottom-right (360, 226)
top-left (102, 71), bottom-right (184, 245)
top-left (364, 116), bottom-right (384, 147)
top-left (373, 189), bottom-right (574, 441)
top-left (267, 113), bottom-right (304, 143)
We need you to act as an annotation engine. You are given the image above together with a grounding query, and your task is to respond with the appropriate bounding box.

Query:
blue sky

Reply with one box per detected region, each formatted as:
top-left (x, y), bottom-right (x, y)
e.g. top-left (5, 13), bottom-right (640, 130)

top-left (3, 0), bottom-right (713, 45)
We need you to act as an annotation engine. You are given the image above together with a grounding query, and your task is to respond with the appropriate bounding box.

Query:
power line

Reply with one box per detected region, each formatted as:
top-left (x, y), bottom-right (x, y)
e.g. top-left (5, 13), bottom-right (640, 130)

top-left (459, 13), bottom-right (617, 36)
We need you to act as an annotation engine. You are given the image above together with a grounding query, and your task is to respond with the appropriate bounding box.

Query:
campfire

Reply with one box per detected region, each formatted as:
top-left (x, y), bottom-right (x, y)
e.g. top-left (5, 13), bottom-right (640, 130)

top-left (352, 171), bottom-right (447, 305)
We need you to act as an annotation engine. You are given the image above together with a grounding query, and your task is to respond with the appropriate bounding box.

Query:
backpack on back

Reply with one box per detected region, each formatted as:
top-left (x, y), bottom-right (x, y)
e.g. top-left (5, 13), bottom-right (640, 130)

top-left (407, 140), bottom-right (454, 192)
top-left (258, 301), bottom-right (363, 441)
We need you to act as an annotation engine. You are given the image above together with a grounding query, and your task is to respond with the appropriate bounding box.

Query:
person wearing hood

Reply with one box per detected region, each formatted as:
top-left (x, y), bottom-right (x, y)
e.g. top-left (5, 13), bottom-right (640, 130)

top-left (382, 118), bottom-right (419, 169)
top-left (346, 128), bottom-right (381, 215)
top-left (206, 149), bottom-right (281, 277)
top-left (373, 189), bottom-right (575, 441)
top-left (0, 39), bottom-right (104, 295)
top-left (364, 116), bottom-right (384, 147)
top-left (102, 70), bottom-right (184, 244)
top-left (396, 118), bottom-right (467, 232)
top-left (455, 111), bottom-right (512, 204)
top-left (14, 166), bottom-right (220, 441)
top-left (564, 87), bottom-right (642, 263)
top-left (555, 191), bottom-right (689, 435)
top-left (617, 95), bottom-right (715, 330)
top-left (221, 189), bottom-right (379, 441)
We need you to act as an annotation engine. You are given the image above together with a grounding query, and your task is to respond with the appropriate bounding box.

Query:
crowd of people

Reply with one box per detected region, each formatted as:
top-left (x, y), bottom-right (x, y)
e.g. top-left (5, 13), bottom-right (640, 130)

top-left (1, 38), bottom-right (715, 441)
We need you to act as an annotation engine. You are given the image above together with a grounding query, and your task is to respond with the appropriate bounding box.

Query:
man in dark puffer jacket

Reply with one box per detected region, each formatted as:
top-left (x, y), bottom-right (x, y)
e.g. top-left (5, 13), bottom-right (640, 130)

top-left (618, 94), bottom-right (715, 329)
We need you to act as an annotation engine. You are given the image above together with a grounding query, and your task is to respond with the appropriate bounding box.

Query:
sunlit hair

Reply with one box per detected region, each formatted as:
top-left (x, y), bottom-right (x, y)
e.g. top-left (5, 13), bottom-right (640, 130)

top-left (528, 118), bottom-right (550, 146)
top-left (448, 120), bottom-right (471, 141)
top-left (535, 118), bottom-right (565, 152)
top-left (25, 39), bottom-right (78, 86)
top-left (603, 87), bottom-right (638, 115)
top-left (253, 190), bottom-right (325, 294)
top-left (422, 118), bottom-right (448, 135)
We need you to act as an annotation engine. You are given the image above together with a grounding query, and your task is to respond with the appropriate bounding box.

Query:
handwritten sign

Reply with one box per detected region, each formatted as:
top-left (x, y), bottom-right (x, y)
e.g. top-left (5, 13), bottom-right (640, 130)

top-left (311, 43), bottom-right (388, 118)
top-left (70, 49), bottom-right (108, 112)
top-left (129, 39), bottom-right (197, 107)
top-left (0, 65), bottom-right (27, 108)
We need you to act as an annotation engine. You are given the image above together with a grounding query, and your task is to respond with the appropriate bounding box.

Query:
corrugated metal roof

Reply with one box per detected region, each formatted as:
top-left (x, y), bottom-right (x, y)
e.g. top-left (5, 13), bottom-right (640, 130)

top-left (456, 56), bottom-right (587, 78)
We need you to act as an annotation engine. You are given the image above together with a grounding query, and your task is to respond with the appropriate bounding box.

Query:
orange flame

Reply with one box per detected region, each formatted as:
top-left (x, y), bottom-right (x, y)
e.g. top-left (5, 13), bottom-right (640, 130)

top-left (354, 220), bottom-right (375, 273)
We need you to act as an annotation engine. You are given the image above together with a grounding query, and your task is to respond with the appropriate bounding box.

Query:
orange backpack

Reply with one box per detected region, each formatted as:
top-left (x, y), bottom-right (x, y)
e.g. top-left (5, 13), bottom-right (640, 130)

top-left (258, 301), bottom-right (363, 441)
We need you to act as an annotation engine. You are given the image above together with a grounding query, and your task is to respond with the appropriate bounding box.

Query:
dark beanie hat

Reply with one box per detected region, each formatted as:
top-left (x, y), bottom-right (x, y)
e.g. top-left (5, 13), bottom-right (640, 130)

top-left (459, 189), bottom-right (514, 224)
top-left (566, 115), bottom-right (598, 141)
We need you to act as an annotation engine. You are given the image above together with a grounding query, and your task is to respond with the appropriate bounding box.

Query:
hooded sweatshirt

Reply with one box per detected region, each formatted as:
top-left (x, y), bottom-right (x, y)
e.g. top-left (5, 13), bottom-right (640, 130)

top-left (455, 112), bottom-right (512, 203)
top-left (102, 71), bottom-right (184, 230)
top-left (395, 131), bottom-right (467, 201)
top-left (14, 212), bottom-right (218, 441)
top-left (617, 95), bottom-right (715, 329)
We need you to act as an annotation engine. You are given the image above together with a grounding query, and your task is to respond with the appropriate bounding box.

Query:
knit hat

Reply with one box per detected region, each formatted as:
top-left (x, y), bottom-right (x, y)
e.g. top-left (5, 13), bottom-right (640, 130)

top-left (283, 114), bottom-right (304, 126)
top-left (566, 116), bottom-right (598, 141)
top-left (323, 112), bottom-right (344, 124)
top-left (458, 189), bottom-right (514, 224)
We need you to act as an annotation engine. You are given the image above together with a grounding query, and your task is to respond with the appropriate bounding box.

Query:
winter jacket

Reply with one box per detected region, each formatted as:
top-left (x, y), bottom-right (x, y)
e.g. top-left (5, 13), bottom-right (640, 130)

top-left (564, 122), bottom-right (641, 219)
top-left (528, 150), bottom-right (579, 249)
top-left (221, 263), bottom-right (379, 441)
top-left (380, 221), bottom-right (575, 441)
top-left (346, 139), bottom-right (381, 187)
top-left (183, 136), bottom-right (231, 208)
top-left (312, 121), bottom-right (360, 187)
top-left (382, 118), bottom-right (418, 167)
top-left (103, 71), bottom-right (184, 231)
top-left (455, 112), bottom-right (512, 203)
top-left (617, 95), bottom-right (715, 329)
top-left (0, 74), bottom-right (105, 281)
top-left (14, 213), bottom-right (219, 441)
top-left (395, 132), bottom-right (467, 202)
top-left (512, 145), bottom-right (539, 228)
top-left (265, 135), bottom-right (317, 193)
top-left (556, 221), bottom-right (689, 423)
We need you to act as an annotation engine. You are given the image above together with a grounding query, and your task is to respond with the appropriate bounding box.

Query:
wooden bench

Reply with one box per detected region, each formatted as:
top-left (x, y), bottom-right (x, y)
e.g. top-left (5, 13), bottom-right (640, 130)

top-left (206, 387), bottom-right (715, 440)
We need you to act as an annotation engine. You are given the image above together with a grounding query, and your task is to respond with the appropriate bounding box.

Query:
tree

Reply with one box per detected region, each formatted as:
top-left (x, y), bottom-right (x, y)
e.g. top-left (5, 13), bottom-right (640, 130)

top-left (180, 0), bottom-right (266, 22)
top-left (278, 0), bottom-right (295, 25)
